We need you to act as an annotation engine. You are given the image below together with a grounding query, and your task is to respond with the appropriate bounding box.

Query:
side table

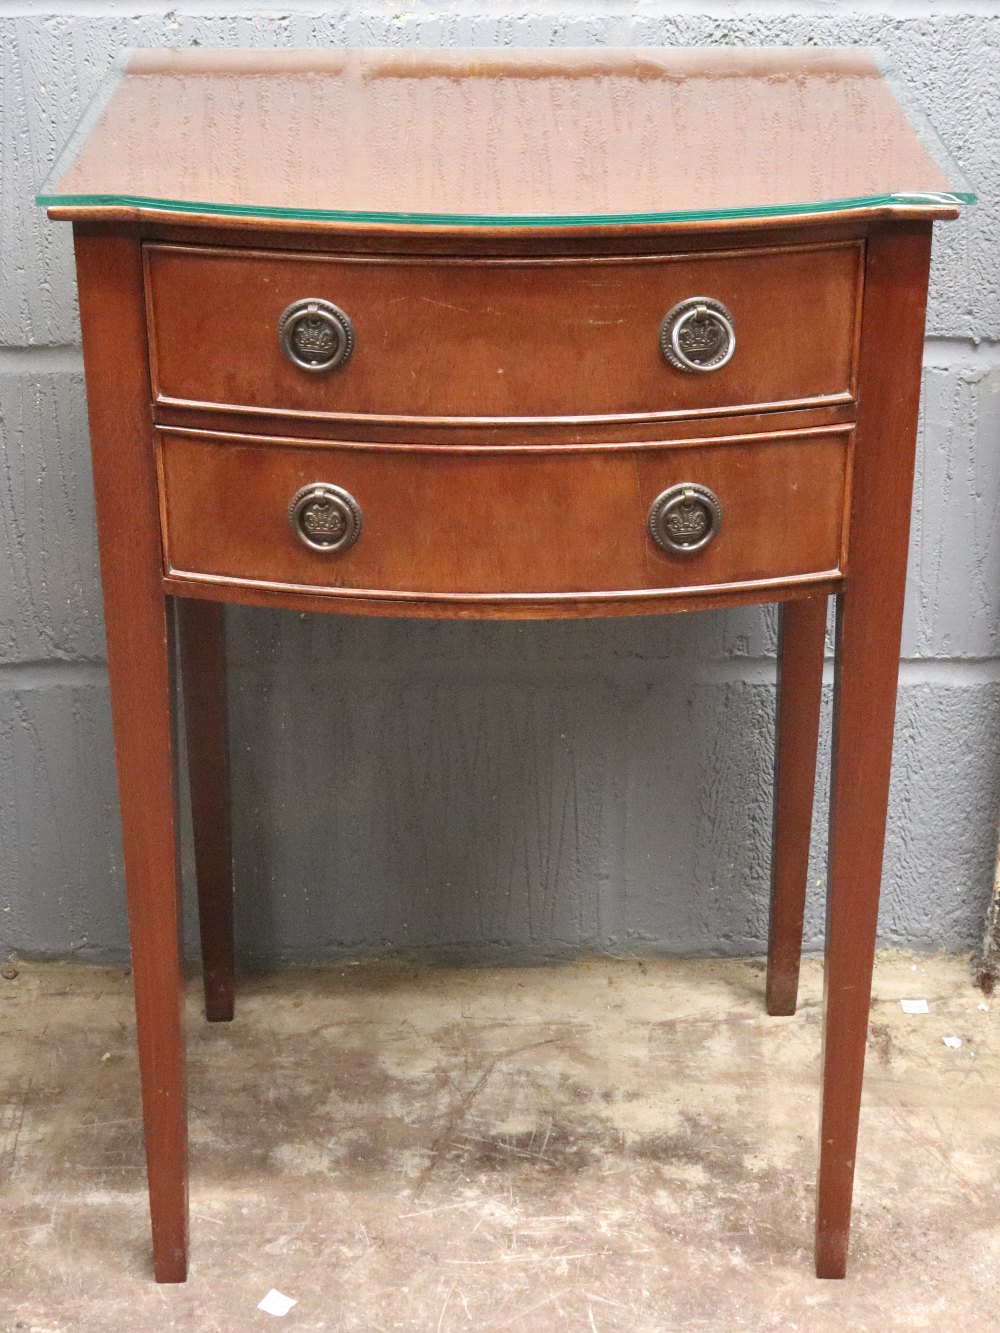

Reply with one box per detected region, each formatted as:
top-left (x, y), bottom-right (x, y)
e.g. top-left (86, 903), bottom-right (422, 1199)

top-left (38, 47), bottom-right (974, 1282)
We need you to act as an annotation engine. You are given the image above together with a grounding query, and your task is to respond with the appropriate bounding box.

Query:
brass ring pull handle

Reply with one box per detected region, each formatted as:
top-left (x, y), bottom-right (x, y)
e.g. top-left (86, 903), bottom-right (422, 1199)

top-left (647, 483), bottom-right (722, 555)
top-left (660, 297), bottom-right (736, 373)
top-left (288, 483), bottom-right (363, 553)
top-left (278, 298), bottom-right (355, 372)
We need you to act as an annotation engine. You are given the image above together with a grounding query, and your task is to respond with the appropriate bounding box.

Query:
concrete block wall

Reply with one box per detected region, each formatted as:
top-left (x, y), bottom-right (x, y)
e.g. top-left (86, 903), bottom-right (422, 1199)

top-left (1, 2), bottom-right (998, 964)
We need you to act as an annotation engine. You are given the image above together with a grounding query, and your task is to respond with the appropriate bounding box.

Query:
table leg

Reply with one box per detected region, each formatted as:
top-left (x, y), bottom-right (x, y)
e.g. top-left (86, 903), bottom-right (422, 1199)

top-left (816, 587), bottom-right (902, 1278)
top-left (111, 596), bottom-right (189, 1282)
top-left (177, 599), bottom-right (235, 1022)
top-left (75, 224), bottom-right (189, 1282)
top-left (814, 221), bottom-right (933, 1279)
top-left (766, 595), bottom-right (827, 1016)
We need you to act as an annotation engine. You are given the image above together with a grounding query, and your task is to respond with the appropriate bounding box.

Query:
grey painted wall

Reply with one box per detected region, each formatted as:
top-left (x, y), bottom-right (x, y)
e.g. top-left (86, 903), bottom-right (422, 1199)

top-left (2, 2), bottom-right (999, 965)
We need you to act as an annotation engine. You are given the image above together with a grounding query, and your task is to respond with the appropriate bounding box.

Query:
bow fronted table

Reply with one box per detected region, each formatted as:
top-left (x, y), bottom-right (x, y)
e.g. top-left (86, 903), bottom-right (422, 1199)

top-left (39, 46), bottom-right (973, 1281)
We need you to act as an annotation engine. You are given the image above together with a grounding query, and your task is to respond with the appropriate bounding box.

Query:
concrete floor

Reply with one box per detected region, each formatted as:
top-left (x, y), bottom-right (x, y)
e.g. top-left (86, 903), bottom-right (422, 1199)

top-left (0, 955), bottom-right (997, 1332)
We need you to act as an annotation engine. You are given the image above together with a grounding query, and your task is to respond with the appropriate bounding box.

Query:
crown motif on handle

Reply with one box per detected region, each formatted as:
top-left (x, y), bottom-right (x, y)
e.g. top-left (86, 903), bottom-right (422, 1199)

top-left (678, 316), bottom-right (724, 357)
top-left (293, 317), bottom-right (338, 357)
top-left (664, 500), bottom-right (710, 540)
top-left (660, 298), bottom-right (735, 375)
top-left (302, 500), bottom-right (347, 537)
top-left (647, 483), bottom-right (721, 555)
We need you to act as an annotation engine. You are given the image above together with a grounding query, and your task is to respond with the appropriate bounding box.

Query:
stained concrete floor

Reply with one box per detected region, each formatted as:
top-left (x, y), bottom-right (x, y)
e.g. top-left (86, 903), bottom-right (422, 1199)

top-left (0, 955), bottom-right (997, 1332)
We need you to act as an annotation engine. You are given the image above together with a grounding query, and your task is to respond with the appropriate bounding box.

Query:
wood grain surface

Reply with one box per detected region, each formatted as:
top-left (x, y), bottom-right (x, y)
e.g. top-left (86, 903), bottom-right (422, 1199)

top-left (815, 222), bottom-right (934, 1279)
top-left (144, 241), bottom-right (862, 425)
top-left (767, 595), bottom-right (828, 1017)
top-left (75, 224), bottom-right (189, 1282)
top-left (177, 598), bottom-right (235, 1024)
top-left (48, 49), bottom-right (955, 224)
top-left (156, 428), bottom-right (851, 607)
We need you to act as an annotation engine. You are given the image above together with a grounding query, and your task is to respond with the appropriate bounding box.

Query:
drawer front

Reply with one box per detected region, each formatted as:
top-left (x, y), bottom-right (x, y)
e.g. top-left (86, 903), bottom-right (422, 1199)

top-left (145, 243), bottom-right (862, 425)
top-left (158, 429), bottom-right (850, 601)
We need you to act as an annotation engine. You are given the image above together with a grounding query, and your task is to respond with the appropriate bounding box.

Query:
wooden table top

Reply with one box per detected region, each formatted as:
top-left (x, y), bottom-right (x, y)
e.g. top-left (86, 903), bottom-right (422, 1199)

top-left (40, 47), bottom-right (972, 229)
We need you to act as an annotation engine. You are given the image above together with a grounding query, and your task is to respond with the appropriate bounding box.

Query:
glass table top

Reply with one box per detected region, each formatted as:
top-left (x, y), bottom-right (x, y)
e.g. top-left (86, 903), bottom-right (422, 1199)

top-left (38, 47), bottom-right (975, 228)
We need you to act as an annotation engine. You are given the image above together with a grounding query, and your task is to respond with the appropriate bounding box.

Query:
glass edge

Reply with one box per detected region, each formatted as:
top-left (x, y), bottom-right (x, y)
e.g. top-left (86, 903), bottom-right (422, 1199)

top-left (872, 48), bottom-right (977, 203)
top-left (35, 189), bottom-right (975, 227)
top-left (37, 49), bottom-right (135, 200)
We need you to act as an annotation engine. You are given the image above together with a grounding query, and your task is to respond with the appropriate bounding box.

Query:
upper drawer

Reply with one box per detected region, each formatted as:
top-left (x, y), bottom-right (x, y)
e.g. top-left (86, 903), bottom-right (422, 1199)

top-left (144, 241), bottom-right (863, 426)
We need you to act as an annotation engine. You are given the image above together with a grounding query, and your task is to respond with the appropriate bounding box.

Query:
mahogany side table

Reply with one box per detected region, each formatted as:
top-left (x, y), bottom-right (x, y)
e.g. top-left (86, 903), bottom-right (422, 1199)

top-left (39, 47), bottom-right (974, 1282)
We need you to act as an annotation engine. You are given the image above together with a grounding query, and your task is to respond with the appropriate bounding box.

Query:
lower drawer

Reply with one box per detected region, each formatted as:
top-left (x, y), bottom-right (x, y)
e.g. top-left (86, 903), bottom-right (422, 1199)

top-left (157, 428), bottom-right (850, 603)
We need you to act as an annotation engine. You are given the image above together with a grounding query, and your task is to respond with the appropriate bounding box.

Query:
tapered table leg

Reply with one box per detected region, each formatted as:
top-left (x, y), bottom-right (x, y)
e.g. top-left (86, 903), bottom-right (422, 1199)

top-left (767, 595), bottom-right (827, 1016)
top-left (114, 598), bottom-right (188, 1282)
top-left (177, 599), bottom-right (235, 1022)
top-left (76, 224), bottom-right (189, 1282)
top-left (815, 222), bottom-right (933, 1278)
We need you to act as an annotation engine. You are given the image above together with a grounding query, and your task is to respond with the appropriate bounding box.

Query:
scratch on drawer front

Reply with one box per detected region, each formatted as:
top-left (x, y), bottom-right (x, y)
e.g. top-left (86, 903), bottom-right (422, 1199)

top-left (387, 295), bottom-right (472, 314)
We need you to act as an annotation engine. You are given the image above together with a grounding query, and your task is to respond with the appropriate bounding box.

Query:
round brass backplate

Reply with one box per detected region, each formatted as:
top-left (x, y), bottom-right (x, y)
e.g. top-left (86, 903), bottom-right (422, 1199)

top-left (647, 483), bottom-right (723, 555)
top-left (288, 483), bottom-right (363, 553)
top-left (278, 299), bottom-right (355, 373)
top-left (660, 297), bottom-right (736, 374)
